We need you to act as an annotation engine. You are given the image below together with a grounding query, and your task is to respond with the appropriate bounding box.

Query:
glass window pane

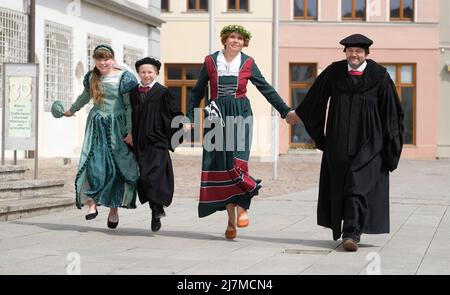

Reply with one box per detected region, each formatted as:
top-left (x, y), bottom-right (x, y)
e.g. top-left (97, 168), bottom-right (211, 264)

top-left (342, 0), bottom-right (352, 17)
top-left (403, 0), bottom-right (414, 18)
top-left (291, 88), bottom-right (314, 144)
top-left (390, 0), bottom-right (400, 18)
top-left (167, 65), bottom-right (182, 80)
top-left (384, 65), bottom-right (397, 83)
top-left (239, 0), bottom-right (248, 11)
top-left (228, 0), bottom-right (236, 10)
top-left (161, 0), bottom-right (169, 11)
top-left (307, 0), bottom-right (317, 18)
top-left (355, 0), bottom-right (365, 18)
top-left (291, 64), bottom-right (314, 83)
top-left (401, 87), bottom-right (413, 144)
top-left (200, 0), bottom-right (208, 10)
top-left (294, 0), bottom-right (304, 17)
top-left (186, 65), bottom-right (202, 80)
top-left (188, 0), bottom-right (195, 9)
top-left (401, 65), bottom-right (413, 83)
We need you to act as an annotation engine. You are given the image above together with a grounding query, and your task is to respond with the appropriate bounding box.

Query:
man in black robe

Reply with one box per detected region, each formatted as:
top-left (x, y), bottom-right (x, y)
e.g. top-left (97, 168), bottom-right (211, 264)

top-left (287, 34), bottom-right (404, 251)
top-left (130, 57), bottom-right (183, 232)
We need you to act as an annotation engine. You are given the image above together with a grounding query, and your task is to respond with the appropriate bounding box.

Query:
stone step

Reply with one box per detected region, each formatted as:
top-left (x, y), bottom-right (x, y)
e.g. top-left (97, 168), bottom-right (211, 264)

top-left (0, 165), bottom-right (28, 182)
top-left (0, 179), bottom-right (65, 200)
top-left (0, 194), bottom-right (75, 221)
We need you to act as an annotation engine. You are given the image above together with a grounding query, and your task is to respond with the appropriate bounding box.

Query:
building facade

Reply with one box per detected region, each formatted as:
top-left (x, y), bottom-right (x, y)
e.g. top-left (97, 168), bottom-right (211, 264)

top-left (0, 0), bottom-right (163, 159)
top-left (438, 0), bottom-right (450, 158)
top-left (160, 0), bottom-right (281, 161)
top-left (278, 0), bottom-right (440, 159)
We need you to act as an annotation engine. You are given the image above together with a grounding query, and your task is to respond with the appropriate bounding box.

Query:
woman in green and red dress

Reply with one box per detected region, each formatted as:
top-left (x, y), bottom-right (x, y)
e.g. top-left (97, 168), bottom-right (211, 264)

top-left (186, 25), bottom-right (295, 239)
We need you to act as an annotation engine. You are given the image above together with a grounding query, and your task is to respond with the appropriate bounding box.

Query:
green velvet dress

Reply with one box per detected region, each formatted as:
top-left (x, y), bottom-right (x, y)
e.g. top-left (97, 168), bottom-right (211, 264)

top-left (70, 70), bottom-right (139, 209)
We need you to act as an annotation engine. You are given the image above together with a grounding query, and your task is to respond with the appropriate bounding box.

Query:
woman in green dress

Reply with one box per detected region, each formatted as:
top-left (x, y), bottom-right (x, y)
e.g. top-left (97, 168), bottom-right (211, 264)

top-left (64, 45), bottom-right (139, 229)
top-left (186, 25), bottom-right (298, 239)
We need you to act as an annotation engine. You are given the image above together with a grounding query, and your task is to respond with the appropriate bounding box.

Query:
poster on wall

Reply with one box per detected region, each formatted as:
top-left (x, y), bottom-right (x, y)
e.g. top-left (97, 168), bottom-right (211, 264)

top-left (1, 63), bottom-right (39, 164)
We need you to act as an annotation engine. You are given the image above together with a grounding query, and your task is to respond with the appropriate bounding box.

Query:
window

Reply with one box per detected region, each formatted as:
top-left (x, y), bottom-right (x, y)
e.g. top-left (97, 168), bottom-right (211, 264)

top-left (0, 8), bottom-right (28, 106)
top-left (161, 0), bottom-right (169, 12)
top-left (187, 0), bottom-right (208, 11)
top-left (123, 45), bottom-right (143, 70)
top-left (44, 21), bottom-right (73, 111)
top-left (289, 64), bottom-right (317, 148)
top-left (228, 0), bottom-right (249, 12)
top-left (382, 63), bottom-right (415, 144)
top-left (342, 0), bottom-right (366, 20)
top-left (293, 0), bottom-right (317, 20)
top-left (390, 0), bottom-right (414, 21)
top-left (165, 64), bottom-right (206, 144)
top-left (87, 34), bottom-right (111, 71)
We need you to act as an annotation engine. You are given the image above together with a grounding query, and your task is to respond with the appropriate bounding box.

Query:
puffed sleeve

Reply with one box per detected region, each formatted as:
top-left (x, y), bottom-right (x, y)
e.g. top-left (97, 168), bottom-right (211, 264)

top-left (69, 71), bottom-right (92, 113)
top-left (119, 71), bottom-right (138, 133)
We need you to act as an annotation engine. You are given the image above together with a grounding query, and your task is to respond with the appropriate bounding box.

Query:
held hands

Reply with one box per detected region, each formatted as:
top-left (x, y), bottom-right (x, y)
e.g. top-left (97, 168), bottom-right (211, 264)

top-left (285, 110), bottom-right (301, 125)
top-left (64, 110), bottom-right (74, 117)
top-left (183, 123), bottom-right (194, 133)
top-left (123, 133), bottom-right (133, 147)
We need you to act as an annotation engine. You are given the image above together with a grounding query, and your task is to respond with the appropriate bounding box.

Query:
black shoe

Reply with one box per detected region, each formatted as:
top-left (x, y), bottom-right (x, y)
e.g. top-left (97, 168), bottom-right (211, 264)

top-left (107, 219), bottom-right (119, 229)
top-left (151, 216), bottom-right (161, 232)
top-left (255, 179), bottom-right (262, 184)
top-left (85, 209), bottom-right (98, 220)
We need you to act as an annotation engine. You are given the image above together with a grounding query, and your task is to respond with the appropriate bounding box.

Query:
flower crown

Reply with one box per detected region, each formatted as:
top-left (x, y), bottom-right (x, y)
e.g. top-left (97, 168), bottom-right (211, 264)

top-left (220, 25), bottom-right (252, 41)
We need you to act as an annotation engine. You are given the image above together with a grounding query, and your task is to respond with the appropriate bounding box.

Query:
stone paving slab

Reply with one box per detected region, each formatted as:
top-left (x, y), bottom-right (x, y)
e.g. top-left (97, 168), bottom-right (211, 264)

top-left (0, 159), bottom-right (449, 275)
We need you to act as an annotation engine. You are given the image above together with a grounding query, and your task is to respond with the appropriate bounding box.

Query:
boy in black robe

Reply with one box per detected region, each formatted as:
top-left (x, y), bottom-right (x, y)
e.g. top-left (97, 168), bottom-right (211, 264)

top-left (130, 57), bottom-right (183, 232)
top-left (286, 34), bottom-right (404, 251)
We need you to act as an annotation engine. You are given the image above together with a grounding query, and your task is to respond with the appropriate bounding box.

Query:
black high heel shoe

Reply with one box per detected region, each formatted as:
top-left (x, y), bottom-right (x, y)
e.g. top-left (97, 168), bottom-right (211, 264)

top-left (107, 219), bottom-right (119, 229)
top-left (85, 209), bottom-right (98, 220)
top-left (107, 214), bottom-right (119, 229)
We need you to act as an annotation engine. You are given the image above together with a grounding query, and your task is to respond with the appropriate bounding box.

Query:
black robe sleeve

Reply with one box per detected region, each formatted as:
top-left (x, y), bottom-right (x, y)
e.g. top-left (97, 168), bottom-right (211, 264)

top-left (294, 65), bottom-right (332, 151)
top-left (161, 89), bottom-right (184, 152)
top-left (379, 74), bottom-right (404, 172)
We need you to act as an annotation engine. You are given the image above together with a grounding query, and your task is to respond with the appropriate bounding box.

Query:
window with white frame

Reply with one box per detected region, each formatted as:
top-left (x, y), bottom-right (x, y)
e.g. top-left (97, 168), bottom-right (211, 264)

top-left (390, 0), bottom-right (414, 21)
top-left (227, 0), bottom-right (249, 12)
top-left (87, 34), bottom-right (111, 71)
top-left (44, 21), bottom-right (73, 111)
top-left (123, 45), bottom-right (143, 70)
top-left (342, 0), bottom-right (366, 20)
top-left (187, 0), bottom-right (208, 11)
top-left (0, 8), bottom-right (28, 106)
top-left (293, 0), bottom-right (317, 20)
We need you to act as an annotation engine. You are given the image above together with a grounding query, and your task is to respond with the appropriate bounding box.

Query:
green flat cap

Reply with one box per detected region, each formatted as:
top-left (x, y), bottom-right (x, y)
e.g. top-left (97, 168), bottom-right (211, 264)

top-left (51, 100), bottom-right (65, 118)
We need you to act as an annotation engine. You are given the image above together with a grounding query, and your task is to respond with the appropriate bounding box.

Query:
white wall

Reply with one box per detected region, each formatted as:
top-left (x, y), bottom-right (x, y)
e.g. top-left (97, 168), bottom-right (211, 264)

top-left (0, 0), bottom-right (26, 12)
top-left (33, 0), bottom-right (156, 158)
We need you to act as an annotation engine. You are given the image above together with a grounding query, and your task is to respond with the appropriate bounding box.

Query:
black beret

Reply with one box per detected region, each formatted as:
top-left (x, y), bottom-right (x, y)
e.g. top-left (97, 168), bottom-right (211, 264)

top-left (340, 34), bottom-right (373, 52)
top-left (135, 57), bottom-right (161, 72)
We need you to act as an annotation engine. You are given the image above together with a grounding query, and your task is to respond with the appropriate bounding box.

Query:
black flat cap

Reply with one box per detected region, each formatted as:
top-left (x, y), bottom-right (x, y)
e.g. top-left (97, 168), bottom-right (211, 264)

top-left (135, 57), bottom-right (161, 72)
top-left (340, 34), bottom-right (373, 52)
